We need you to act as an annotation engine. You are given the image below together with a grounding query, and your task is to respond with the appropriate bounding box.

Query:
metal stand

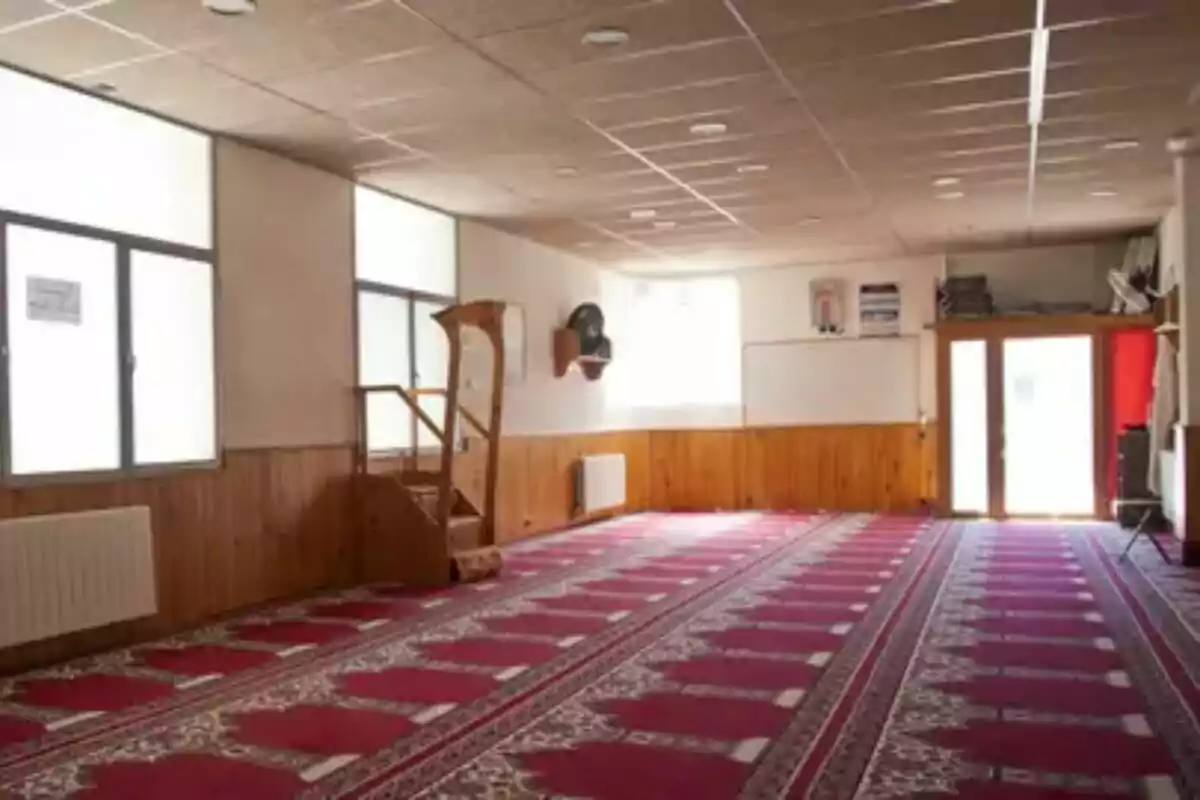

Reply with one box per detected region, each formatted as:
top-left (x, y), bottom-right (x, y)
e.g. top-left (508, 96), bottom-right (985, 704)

top-left (1118, 507), bottom-right (1173, 565)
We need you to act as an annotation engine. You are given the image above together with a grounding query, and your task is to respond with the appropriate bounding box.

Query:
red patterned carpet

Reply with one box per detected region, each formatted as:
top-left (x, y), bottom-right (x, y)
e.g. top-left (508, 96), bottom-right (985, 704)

top-left (0, 514), bottom-right (1197, 798)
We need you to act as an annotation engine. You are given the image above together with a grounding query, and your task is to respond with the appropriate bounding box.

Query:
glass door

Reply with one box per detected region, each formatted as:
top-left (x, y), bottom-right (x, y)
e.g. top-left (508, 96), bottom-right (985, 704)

top-left (950, 339), bottom-right (989, 515)
top-left (1002, 335), bottom-right (1094, 516)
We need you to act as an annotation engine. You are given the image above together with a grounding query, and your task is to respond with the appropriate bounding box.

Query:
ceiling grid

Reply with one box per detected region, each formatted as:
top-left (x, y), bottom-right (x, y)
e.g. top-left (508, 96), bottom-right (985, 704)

top-left (0, 0), bottom-right (1194, 271)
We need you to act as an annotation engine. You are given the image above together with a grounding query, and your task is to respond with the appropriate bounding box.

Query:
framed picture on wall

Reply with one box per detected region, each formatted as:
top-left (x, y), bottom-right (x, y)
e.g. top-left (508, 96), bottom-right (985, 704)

top-left (503, 303), bottom-right (526, 385)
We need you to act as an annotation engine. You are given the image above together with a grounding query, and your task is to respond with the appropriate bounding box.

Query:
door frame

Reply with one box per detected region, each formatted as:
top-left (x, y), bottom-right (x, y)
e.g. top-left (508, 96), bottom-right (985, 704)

top-left (935, 313), bottom-right (1154, 520)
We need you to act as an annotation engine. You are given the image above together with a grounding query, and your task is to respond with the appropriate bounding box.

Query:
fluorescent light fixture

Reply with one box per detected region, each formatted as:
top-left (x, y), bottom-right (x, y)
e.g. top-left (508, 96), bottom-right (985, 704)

top-left (1090, 189), bottom-right (1118, 198)
top-left (653, 220), bottom-right (677, 230)
top-left (630, 208), bottom-right (657, 220)
top-left (203, 0), bottom-right (257, 15)
top-left (738, 164), bottom-right (769, 174)
top-left (554, 166), bottom-right (579, 177)
top-left (797, 216), bottom-right (823, 226)
top-left (582, 27), bottom-right (630, 47)
top-left (933, 176), bottom-right (961, 187)
top-left (1027, 7), bottom-right (1050, 126)
top-left (937, 191), bottom-right (965, 200)
top-left (1103, 139), bottom-right (1140, 151)
top-left (689, 121), bottom-right (728, 136)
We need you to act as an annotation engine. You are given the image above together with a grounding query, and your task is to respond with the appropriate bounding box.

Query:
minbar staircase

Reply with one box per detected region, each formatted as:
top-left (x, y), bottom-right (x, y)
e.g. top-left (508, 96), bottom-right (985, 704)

top-left (354, 300), bottom-right (506, 587)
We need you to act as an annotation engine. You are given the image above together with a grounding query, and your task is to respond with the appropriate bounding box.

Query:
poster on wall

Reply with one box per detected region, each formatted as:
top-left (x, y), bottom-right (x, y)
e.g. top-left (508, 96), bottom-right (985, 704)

top-left (859, 282), bottom-right (901, 337)
top-left (809, 278), bottom-right (846, 335)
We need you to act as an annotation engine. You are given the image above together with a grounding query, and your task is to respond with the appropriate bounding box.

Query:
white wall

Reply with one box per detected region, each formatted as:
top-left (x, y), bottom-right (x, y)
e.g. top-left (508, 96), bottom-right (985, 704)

top-left (457, 221), bottom-right (629, 436)
top-left (739, 257), bottom-right (943, 423)
top-left (947, 241), bottom-right (1125, 312)
top-left (217, 140), bottom-right (355, 449)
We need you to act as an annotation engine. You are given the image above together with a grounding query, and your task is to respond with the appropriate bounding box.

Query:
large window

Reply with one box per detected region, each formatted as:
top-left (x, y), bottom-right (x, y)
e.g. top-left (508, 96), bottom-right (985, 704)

top-left (609, 276), bottom-right (742, 409)
top-left (0, 65), bottom-right (215, 477)
top-left (354, 186), bottom-right (457, 452)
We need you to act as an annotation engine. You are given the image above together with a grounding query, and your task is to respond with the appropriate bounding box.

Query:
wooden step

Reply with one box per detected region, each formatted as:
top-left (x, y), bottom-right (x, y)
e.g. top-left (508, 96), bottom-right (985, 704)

top-left (447, 515), bottom-right (484, 552)
top-left (406, 484), bottom-right (458, 517)
top-left (451, 545), bottom-right (503, 583)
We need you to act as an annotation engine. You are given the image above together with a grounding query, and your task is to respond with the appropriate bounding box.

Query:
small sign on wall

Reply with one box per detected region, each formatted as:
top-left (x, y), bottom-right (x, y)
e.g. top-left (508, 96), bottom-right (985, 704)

top-left (859, 282), bottom-right (901, 337)
top-left (27, 277), bottom-right (82, 325)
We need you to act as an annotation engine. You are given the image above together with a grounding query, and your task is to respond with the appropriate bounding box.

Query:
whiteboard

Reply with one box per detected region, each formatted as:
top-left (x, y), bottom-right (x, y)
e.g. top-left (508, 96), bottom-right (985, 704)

top-left (743, 336), bottom-right (920, 426)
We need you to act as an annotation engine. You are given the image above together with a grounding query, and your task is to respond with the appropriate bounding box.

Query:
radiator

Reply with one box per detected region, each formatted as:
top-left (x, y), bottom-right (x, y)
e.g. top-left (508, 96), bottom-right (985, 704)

top-left (0, 507), bottom-right (157, 649)
top-left (575, 454), bottom-right (627, 515)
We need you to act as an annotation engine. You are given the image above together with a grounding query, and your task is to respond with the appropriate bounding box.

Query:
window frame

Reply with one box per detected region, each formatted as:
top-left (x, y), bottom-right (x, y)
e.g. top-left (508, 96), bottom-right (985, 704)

top-left (0, 205), bottom-right (219, 484)
top-left (351, 184), bottom-right (460, 457)
top-left (354, 280), bottom-right (458, 456)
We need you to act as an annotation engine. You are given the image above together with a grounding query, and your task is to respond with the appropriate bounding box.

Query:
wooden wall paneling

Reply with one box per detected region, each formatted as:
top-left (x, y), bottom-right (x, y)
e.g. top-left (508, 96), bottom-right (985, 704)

top-left (649, 429), bottom-right (745, 511)
top-left (652, 425), bottom-right (929, 514)
top-left (451, 431), bottom-right (651, 544)
top-left (0, 447), bottom-right (356, 675)
top-left (935, 333), bottom-right (952, 516)
top-left (986, 338), bottom-right (1006, 519)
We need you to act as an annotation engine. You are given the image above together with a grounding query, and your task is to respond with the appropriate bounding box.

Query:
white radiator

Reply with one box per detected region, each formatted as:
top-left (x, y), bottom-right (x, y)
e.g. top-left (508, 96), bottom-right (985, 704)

top-left (0, 507), bottom-right (157, 649)
top-left (576, 454), bottom-right (627, 515)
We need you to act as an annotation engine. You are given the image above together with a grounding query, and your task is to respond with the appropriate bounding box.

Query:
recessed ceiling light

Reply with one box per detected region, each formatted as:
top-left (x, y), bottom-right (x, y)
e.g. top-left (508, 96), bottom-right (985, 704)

top-left (581, 27), bottom-right (630, 47)
top-left (630, 208), bottom-right (657, 220)
top-left (1103, 139), bottom-right (1140, 151)
top-left (90, 82), bottom-right (118, 95)
top-left (689, 121), bottom-right (728, 136)
top-left (554, 166), bottom-right (579, 178)
top-left (936, 191), bottom-right (965, 200)
top-left (737, 164), bottom-right (769, 174)
top-left (203, 0), bottom-right (257, 15)
top-left (1090, 189), bottom-right (1118, 198)
top-left (653, 220), bottom-right (677, 230)
top-left (933, 176), bottom-right (961, 187)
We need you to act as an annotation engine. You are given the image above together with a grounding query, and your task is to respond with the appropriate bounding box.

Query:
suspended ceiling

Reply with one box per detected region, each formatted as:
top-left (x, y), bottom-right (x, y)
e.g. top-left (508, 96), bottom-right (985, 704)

top-left (2, 0), bottom-right (1198, 272)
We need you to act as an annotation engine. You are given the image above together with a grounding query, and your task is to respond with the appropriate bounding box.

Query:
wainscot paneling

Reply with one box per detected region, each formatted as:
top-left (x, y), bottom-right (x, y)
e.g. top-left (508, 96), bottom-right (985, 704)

top-left (0, 447), bottom-right (356, 675)
top-left (649, 424), bottom-right (936, 514)
top-left (455, 430), bottom-right (652, 544)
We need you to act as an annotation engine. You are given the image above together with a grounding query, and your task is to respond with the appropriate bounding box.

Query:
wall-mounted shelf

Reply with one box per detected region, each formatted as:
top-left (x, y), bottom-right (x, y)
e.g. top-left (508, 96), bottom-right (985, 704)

top-left (553, 327), bottom-right (611, 381)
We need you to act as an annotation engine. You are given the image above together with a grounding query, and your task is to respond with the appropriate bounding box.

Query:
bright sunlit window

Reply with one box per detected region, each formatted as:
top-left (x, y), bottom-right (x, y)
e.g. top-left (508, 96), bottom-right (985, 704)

top-left (354, 186), bottom-right (458, 452)
top-left (0, 64), bottom-right (216, 477)
top-left (0, 66), bottom-right (211, 248)
top-left (610, 276), bottom-right (742, 409)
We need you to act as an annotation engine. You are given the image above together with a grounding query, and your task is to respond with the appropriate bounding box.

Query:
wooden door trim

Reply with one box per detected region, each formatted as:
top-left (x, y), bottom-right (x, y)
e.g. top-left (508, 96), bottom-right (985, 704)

top-left (986, 338), bottom-right (1006, 519)
top-left (937, 325), bottom-right (1134, 521)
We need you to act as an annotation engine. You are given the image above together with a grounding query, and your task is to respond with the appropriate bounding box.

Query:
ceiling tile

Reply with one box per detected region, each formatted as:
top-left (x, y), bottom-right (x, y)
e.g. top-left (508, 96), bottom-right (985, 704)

top-left (731, 0), bottom-right (941, 36)
top-left (346, 79), bottom-right (548, 135)
top-left (804, 72), bottom-right (1028, 122)
top-left (233, 111), bottom-right (414, 172)
top-left (607, 99), bottom-right (815, 152)
top-left (84, 0), bottom-right (402, 50)
top-left (474, 0), bottom-right (743, 75)
top-left (68, 52), bottom-right (309, 130)
top-left (269, 43), bottom-right (509, 111)
top-left (757, 0), bottom-right (1037, 68)
top-left (575, 72), bottom-right (787, 128)
top-left (401, 0), bottom-right (656, 39)
top-left (182, 3), bottom-right (450, 85)
top-left (0, 1), bottom-right (60, 32)
top-left (0, 13), bottom-right (160, 77)
top-left (532, 37), bottom-right (767, 100)
top-left (788, 36), bottom-right (1030, 94)
top-left (398, 111), bottom-right (613, 160)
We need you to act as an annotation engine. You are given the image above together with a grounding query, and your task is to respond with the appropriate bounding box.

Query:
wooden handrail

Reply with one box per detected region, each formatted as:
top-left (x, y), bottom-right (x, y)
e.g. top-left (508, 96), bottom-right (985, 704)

top-left (403, 387), bottom-right (490, 438)
top-left (355, 385), bottom-right (447, 446)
